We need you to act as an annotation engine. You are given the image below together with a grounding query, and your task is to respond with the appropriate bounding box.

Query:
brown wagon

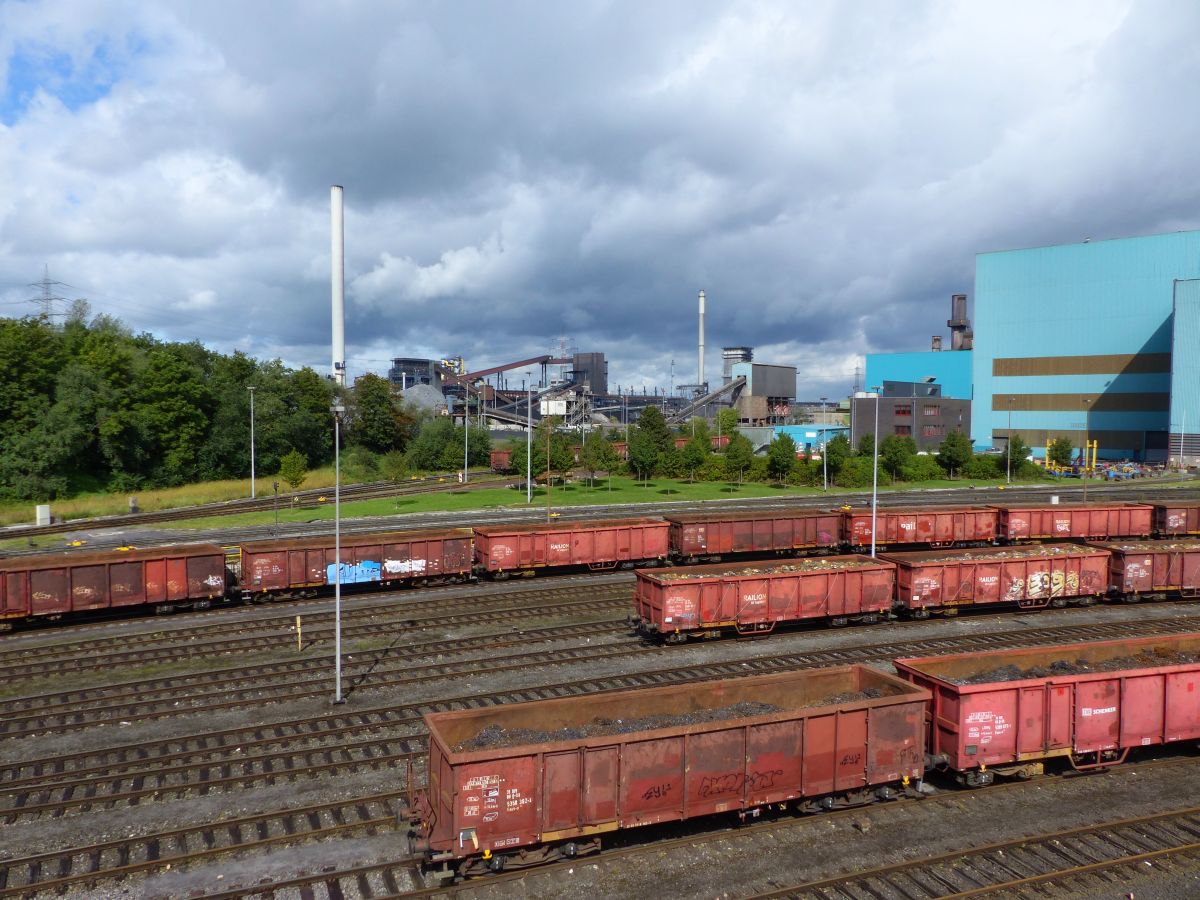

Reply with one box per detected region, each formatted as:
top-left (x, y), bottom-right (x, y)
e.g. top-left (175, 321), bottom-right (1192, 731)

top-left (665, 509), bottom-right (841, 562)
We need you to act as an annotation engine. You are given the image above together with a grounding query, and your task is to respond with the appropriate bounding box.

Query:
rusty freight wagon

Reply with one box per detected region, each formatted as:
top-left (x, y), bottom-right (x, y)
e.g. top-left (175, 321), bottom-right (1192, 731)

top-left (895, 633), bottom-right (1200, 786)
top-left (631, 556), bottom-right (896, 641)
top-left (1151, 501), bottom-right (1200, 536)
top-left (0, 543), bottom-right (227, 627)
top-left (882, 544), bottom-right (1111, 614)
top-left (1091, 540), bottom-right (1200, 601)
top-left (991, 502), bottom-right (1153, 542)
top-left (665, 509), bottom-right (841, 563)
top-left (402, 665), bottom-right (929, 879)
top-left (473, 518), bottom-right (669, 577)
top-left (841, 506), bottom-right (998, 551)
top-left (237, 528), bottom-right (475, 597)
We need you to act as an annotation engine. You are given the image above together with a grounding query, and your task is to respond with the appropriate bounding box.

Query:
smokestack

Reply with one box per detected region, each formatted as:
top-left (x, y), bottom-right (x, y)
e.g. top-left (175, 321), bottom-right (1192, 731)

top-left (331, 185), bottom-right (346, 386)
top-left (698, 289), bottom-right (705, 388)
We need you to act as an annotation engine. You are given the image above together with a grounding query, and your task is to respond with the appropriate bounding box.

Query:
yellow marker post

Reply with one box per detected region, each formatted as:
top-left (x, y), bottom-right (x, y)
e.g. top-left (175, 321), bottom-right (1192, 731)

top-left (296, 615), bottom-right (302, 652)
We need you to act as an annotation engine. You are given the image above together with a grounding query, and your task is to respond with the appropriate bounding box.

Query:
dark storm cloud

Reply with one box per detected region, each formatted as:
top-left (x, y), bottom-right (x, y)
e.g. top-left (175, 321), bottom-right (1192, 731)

top-left (1, 0), bottom-right (1198, 398)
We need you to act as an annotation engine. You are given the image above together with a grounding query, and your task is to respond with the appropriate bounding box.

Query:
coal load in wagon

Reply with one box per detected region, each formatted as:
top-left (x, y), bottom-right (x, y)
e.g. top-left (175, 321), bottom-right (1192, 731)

top-left (654, 557), bottom-right (879, 581)
top-left (454, 688), bottom-right (892, 752)
top-left (954, 647), bottom-right (1200, 685)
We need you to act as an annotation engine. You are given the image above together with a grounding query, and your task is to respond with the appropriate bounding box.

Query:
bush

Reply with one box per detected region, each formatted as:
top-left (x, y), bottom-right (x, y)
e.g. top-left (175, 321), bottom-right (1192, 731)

top-left (697, 455), bottom-right (728, 482)
top-left (342, 445), bottom-right (380, 481)
top-left (380, 450), bottom-right (407, 482)
top-left (900, 455), bottom-right (944, 483)
top-left (963, 453), bottom-right (1002, 480)
top-left (836, 456), bottom-right (875, 488)
top-left (747, 457), bottom-right (770, 483)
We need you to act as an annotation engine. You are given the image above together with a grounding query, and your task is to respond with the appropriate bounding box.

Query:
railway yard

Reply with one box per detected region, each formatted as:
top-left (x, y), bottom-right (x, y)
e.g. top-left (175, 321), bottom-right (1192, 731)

top-left (4, 485), bottom-right (1200, 898)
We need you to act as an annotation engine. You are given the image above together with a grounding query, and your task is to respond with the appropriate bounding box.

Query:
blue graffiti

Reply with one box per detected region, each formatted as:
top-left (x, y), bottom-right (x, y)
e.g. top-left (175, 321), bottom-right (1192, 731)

top-left (326, 560), bottom-right (382, 585)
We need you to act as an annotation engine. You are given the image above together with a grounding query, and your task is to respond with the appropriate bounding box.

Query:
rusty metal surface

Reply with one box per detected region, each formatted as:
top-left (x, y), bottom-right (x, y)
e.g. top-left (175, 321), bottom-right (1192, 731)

top-left (896, 633), bottom-right (1200, 771)
top-left (239, 528), bottom-right (473, 552)
top-left (882, 543), bottom-right (1108, 564)
top-left (473, 518), bottom-right (664, 536)
top-left (0, 543), bottom-right (225, 572)
top-left (1153, 502), bottom-right (1200, 535)
top-left (1091, 540), bottom-right (1200, 593)
top-left (420, 665), bottom-right (928, 859)
top-left (668, 511), bottom-right (841, 557)
top-left (474, 519), bottom-right (670, 572)
top-left (842, 507), bottom-right (999, 546)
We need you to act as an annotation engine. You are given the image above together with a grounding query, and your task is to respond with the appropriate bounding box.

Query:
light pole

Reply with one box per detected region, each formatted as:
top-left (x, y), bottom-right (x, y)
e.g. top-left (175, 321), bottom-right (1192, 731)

top-left (526, 372), bottom-right (533, 503)
top-left (870, 387), bottom-right (881, 558)
top-left (820, 396), bottom-right (828, 492)
top-left (1082, 398), bottom-right (1090, 503)
top-left (462, 395), bottom-right (469, 484)
top-left (546, 415), bottom-right (553, 521)
top-left (272, 480), bottom-right (279, 530)
top-left (331, 401), bottom-right (345, 704)
top-left (248, 386), bottom-right (256, 499)
top-left (1006, 397), bottom-right (1013, 485)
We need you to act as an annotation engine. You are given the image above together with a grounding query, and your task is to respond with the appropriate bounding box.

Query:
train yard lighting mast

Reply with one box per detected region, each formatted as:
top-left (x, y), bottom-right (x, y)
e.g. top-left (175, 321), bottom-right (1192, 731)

top-left (248, 386), bottom-right (256, 499)
top-left (526, 372), bottom-right (533, 503)
top-left (1007, 397), bottom-right (1013, 485)
top-left (331, 401), bottom-right (345, 705)
top-left (462, 395), bottom-right (469, 485)
top-left (870, 387), bottom-right (881, 558)
top-left (820, 396), bottom-right (828, 492)
top-left (1082, 398), bottom-right (1090, 504)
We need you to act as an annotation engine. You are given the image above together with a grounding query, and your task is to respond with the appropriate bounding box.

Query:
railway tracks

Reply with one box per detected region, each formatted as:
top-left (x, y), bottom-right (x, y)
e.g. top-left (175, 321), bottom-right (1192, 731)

top-left (6, 614), bottom-right (1200, 825)
top-left (748, 804), bottom-right (1200, 898)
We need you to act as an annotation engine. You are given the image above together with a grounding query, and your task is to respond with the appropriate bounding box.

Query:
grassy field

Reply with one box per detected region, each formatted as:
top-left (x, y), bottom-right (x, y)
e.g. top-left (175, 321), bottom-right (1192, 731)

top-left (165, 474), bottom-right (1042, 530)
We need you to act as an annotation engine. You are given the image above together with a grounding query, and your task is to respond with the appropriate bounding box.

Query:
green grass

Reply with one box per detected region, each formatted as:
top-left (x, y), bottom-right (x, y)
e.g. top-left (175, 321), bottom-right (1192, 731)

top-left (161, 474), bottom-right (1049, 530)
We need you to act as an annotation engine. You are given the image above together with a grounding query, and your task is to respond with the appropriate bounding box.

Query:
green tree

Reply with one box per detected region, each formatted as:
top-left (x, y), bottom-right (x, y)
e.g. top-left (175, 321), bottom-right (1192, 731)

top-left (627, 429), bottom-right (658, 482)
top-left (857, 432), bottom-right (876, 457)
top-left (724, 432), bottom-right (754, 484)
top-left (936, 429), bottom-right (974, 479)
top-left (380, 450), bottom-right (408, 482)
top-left (824, 433), bottom-right (851, 478)
top-left (1047, 436), bottom-right (1074, 467)
top-left (278, 449), bottom-right (308, 490)
top-left (767, 433), bottom-right (798, 484)
top-left (636, 406), bottom-right (673, 455)
top-left (837, 455), bottom-right (875, 488)
top-left (352, 372), bottom-right (406, 453)
top-left (880, 434), bottom-right (917, 483)
top-left (580, 430), bottom-right (619, 486)
top-left (716, 408), bottom-right (739, 441)
top-left (964, 453), bottom-right (1001, 479)
top-left (901, 455), bottom-right (945, 483)
top-left (681, 433), bottom-right (709, 481)
top-left (405, 417), bottom-right (458, 470)
top-left (1004, 433), bottom-right (1031, 478)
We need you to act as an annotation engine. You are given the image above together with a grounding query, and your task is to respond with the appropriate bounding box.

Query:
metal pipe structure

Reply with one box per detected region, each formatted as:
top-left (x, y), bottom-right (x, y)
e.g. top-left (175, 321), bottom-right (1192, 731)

top-left (697, 290), bottom-right (705, 389)
top-left (820, 396), bottom-right (828, 492)
top-left (870, 387), bottom-right (881, 558)
top-left (330, 186), bottom-right (346, 386)
top-left (248, 386), bottom-right (256, 499)
top-left (526, 372), bottom-right (533, 503)
top-left (331, 401), bottom-right (345, 704)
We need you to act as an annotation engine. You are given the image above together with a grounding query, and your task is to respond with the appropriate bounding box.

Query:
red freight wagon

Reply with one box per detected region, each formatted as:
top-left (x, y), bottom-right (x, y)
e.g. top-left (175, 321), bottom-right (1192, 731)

top-left (238, 528), bottom-right (474, 596)
top-left (0, 544), bottom-right (227, 626)
top-left (473, 518), bottom-right (669, 576)
top-left (841, 506), bottom-right (998, 551)
top-left (489, 448), bottom-right (513, 472)
top-left (1152, 502), bottom-right (1200, 536)
top-left (991, 502), bottom-right (1152, 541)
top-left (666, 509), bottom-right (841, 562)
top-left (882, 544), bottom-right (1110, 614)
top-left (895, 633), bottom-right (1200, 786)
top-left (403, 665), bottom-right (928, 879)
top-left (1091, 540), bottom-right (1200, 600)
top-left (631, 556), bottom-right (895, 641)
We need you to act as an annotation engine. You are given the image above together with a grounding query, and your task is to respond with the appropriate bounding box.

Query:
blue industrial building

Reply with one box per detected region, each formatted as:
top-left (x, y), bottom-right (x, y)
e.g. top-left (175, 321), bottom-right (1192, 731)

top-left (864, 351), bottom-right (973, 402)
top-left (971, 231), bottom-right (1200, 461)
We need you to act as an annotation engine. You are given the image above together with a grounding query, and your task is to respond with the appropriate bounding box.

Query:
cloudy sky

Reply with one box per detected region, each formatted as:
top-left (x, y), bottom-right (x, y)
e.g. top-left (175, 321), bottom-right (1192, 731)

top-left (1, 0), bottom-right (1198, 399)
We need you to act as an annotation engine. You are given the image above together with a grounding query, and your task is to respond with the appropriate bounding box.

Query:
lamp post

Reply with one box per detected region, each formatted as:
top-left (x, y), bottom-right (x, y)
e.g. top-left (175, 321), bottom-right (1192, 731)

top-left (820, 396), bottom-right (828, 492)
top-left (526, 372), bottom-right (533, 503)
top-left (272, 480), bottom-right (279, 530)
top-left (462, 395), bottom-right (469, 484)
top-left (1082, 398), bottom-right (1090, 503)
top-left (870, 387), bottom-right (881, 558)
top-left (331, 401), bottom-right (345, 704)
top-left (546, 414), bottom-right (553, 521)
top-left (1006, 397), bottom-right (1013, 485)
top-left (248, 386), bottom-right (256, 499)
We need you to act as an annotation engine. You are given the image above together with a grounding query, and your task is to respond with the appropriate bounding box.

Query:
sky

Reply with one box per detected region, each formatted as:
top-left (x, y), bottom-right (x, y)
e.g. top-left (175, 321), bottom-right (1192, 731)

top-left (1, 0), bottom-right (1198, 400)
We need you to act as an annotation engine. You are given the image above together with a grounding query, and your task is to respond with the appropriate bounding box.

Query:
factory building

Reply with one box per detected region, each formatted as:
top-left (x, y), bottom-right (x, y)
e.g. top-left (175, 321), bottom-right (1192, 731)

top-left (849, 382), bottom-right (971, 453)
top-left (971, 230), bottom-right (1200, 462)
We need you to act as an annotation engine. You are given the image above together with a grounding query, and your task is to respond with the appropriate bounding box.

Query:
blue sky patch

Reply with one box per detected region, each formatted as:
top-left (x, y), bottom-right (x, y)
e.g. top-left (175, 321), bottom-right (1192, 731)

top-left (1, 36), bottom-right (136, 125)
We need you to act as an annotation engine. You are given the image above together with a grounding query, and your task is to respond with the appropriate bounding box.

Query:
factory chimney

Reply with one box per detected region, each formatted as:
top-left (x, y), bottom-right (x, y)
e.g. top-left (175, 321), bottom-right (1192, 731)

top-left (331, 185), bottom-right (346, 385)
top-left (948, 293), bottom-right (973, 351)
top-left (698, 289), bottom-right (705, 389)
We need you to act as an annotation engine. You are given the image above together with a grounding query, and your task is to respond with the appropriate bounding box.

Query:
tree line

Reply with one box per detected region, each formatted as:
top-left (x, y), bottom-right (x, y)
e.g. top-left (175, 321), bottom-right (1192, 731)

top-left (0, 310), bottom-right (491, 501)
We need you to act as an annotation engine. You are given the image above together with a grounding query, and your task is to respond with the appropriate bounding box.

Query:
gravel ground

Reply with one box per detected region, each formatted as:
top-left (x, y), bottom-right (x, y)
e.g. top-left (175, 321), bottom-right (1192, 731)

top-left (6, 586), bottom-right (1200, 898)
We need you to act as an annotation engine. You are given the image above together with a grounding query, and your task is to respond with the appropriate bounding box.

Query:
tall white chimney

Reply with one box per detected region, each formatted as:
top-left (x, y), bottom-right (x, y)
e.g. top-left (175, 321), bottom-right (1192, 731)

top-left (331, 185), bottom-right (346, 386)
top-left (698, 289), bottom-right (705, 388)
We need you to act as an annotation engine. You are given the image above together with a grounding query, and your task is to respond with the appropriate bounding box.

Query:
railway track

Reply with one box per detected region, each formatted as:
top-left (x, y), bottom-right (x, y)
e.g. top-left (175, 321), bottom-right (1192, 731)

top-left (0, 581), bottom-right (629, 679)
top-left (6, 614), bottom-right (1199, 824)
top-left (747, 804), bottom-right (1200, 898)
